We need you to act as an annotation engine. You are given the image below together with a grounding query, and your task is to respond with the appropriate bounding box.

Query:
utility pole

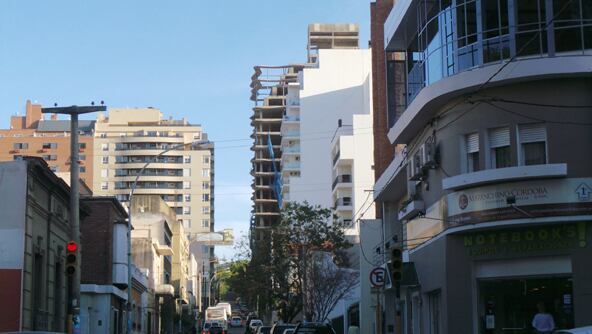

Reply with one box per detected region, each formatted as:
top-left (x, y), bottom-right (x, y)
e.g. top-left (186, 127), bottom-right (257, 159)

top-left (41, 103), bottom-right (106, 334)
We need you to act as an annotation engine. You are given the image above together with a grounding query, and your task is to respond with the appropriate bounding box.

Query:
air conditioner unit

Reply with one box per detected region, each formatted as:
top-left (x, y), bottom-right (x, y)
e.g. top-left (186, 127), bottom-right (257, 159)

top-left (421, 141), bottom-right (437, 169)
top-left (409, 151), bottom-right (424, 181)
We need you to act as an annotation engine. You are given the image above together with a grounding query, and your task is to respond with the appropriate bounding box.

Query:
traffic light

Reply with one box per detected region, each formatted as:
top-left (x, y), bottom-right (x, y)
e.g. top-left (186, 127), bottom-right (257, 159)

top-left (390, 246), bottom-right (403, 282)
top-left (66, 241), bottom-right (77, 276)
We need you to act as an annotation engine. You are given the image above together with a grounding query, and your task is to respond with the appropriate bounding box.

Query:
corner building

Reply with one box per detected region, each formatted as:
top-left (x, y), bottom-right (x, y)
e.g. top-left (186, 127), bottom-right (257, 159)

top-left (374, 0), bottom-right (592, 333)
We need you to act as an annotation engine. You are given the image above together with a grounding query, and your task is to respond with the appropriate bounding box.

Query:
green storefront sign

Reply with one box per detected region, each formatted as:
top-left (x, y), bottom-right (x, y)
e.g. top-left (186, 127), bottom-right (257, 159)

top-left (464, 222), bottom-right (587, 256)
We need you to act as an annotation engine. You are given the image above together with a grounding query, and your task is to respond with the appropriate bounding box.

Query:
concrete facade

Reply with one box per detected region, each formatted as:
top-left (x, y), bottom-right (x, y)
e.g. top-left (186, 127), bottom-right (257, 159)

top-left (0, 157), bottom-right (71, 332)
top-left (375, 1), bottom-right (592, 332)
top-left (92, 107), bottom-right (214, 238)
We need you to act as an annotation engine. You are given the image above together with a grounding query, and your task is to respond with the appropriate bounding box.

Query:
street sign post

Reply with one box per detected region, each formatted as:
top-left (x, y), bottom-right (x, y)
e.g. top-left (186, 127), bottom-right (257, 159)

top-left (370, 267), bottom-right (387, 288)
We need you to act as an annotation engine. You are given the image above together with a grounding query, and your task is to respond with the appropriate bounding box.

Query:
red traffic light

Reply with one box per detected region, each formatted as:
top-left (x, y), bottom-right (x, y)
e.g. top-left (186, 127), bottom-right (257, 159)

top-left (66, 241), bottom-right (77, 252)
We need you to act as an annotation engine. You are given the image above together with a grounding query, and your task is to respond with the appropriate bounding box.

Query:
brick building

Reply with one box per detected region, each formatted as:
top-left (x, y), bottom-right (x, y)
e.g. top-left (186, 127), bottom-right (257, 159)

top-left (80, 196), bottom-right (133, 334)
top-left (0, 100), bottom-right (95, 185)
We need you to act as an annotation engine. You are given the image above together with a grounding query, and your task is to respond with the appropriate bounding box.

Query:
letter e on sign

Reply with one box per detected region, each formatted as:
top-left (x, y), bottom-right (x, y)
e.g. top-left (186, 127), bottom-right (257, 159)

top-left (370, 267), bottom-right (387, 288)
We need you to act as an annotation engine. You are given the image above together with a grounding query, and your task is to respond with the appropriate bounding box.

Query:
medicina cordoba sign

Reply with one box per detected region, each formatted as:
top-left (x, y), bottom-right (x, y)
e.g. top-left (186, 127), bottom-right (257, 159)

top-left (447, 178), bottom-right (592, 226)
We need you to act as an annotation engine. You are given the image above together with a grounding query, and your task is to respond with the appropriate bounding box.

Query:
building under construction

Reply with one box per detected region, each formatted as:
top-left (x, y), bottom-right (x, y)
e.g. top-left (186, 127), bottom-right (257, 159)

top-left (249, 64), bottom-right (304, 247)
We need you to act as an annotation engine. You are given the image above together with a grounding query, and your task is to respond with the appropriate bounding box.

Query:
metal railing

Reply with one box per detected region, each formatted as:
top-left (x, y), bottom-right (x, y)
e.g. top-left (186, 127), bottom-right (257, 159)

top-left (332, 174), bottom-right (352, 189)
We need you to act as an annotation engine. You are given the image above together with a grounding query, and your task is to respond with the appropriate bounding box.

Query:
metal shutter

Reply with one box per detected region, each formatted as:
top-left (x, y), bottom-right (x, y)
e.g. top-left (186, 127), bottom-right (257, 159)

top-left (489, 127), bottom-right (510, 148)
top-left (519, 124), bottom-right (546, 143)
top-left (466, 133), bottom-right (479, 153)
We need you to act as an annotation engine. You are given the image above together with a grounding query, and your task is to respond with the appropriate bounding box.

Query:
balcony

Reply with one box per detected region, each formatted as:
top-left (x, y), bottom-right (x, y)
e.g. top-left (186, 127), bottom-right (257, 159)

top-left (283, 115), bottom-right (300, 122)
top-left (282, 145), bottom-right (300, 154)
top-left (334, 197), bottom-right (352, 210)
top-left (282, 161), bottom-right (300, 171)
top-left (332, 151), bottom-right (340, 166)
top-left (332, 174), bottom-right (352, 190)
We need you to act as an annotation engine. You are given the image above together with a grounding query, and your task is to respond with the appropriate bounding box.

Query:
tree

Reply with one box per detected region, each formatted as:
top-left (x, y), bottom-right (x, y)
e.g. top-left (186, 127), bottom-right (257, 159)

top-left (307, 252), bottom-right (359, 322)
top-left (272, 201), bottom-right (353, 322)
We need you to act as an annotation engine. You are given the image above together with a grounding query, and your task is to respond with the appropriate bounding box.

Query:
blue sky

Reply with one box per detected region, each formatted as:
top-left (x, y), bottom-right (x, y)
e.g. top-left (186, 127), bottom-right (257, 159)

top-left (0, 0), bottom-right (370, 260)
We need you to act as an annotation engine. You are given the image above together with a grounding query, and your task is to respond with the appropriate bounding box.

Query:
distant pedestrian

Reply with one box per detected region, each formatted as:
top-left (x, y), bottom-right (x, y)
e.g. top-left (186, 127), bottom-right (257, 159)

top-left (532, 302), bottom-right (555, 334)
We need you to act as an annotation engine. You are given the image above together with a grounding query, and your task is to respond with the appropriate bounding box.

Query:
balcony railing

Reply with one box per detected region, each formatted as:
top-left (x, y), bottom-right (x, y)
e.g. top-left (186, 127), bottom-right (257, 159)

top-left (332, 151), bottom-right (341, 166)
top-left (332, 174), bottom-right (352, 190)
top-left (334, 197), bottom-right (352, 208)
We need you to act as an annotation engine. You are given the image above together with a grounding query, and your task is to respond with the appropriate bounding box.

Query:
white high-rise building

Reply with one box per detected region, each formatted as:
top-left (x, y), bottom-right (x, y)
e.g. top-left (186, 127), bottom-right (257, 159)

top-left (281, 24), bottom-right (375, 227)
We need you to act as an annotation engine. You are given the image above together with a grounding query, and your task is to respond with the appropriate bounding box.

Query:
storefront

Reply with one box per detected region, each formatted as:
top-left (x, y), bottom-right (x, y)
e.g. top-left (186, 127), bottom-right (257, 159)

top-left (404, 178), bottom-right (592, 333)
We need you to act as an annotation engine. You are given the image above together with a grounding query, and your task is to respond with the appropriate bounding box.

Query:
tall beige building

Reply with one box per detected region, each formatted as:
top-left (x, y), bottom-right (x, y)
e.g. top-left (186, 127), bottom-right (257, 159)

top-left (92, 107), bottom-right (214, 237)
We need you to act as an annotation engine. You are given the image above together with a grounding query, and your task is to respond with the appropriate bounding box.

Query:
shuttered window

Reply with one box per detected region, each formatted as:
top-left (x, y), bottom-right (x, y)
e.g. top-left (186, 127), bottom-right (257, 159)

top-left (466, 133), bottom-right (480, 172)
top-left (519, 124), bottom-right (546, 143)
top-left (489, 127), bottom-right (511, 168)
top-left (466, 133), bottom-right (479, 153)
top-left (488, 127), bottom-right (510, 148)
top-left (519, 124), bottom-right (547, 165)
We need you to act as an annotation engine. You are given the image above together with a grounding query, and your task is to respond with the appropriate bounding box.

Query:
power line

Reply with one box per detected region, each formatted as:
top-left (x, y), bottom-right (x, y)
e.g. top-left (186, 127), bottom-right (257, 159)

top-left (485, 101), bottom-right (592, 126)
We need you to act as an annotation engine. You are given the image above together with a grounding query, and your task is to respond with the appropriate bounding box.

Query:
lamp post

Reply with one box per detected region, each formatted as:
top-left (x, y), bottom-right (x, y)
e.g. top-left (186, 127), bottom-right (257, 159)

top-left (41, 103), bottom-right (106, 334)
top-left (207, 272), bottom-right (219, 308)
top-left (127, 139), bottom-right (210, 334)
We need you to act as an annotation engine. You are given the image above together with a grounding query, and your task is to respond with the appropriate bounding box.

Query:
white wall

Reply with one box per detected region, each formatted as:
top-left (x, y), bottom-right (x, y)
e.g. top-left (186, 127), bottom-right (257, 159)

top-left (290, 48), bottom-right (373, 209)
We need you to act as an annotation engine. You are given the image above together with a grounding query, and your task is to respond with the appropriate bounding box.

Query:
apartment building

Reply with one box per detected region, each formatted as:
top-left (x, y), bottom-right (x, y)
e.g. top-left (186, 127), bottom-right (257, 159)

top-left (282, 24), bottom-right (375, 227)
top-left (0, 100), bottom-right (95, 184)
top-left (92, 107), bottom-right (214, 238)
top-left (0, 157), bottom-right (71, 332)
top-left (130, 195), bottom-right (200, 334)
top-left (373, 0), bottom-right (592, 332)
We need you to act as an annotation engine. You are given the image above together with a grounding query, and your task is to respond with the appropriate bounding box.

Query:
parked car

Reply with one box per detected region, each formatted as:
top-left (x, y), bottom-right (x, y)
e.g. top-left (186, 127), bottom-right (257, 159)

top-left (282, 329), bottom-right (296, 334)
top-left (256, 326), bottom-right (272, 334)
top-left (248, 319), bottom-right (264, 333)
top-left (208, 323), bottom-right (226, 334)
top-left (555, 327), bottom-right (592, 334)
top-left (293, 322), bottom-right (336, 334)
top-left (270, 323), bottom-right (297, 334)
top-left (231, 316), bottom-right (243, 327)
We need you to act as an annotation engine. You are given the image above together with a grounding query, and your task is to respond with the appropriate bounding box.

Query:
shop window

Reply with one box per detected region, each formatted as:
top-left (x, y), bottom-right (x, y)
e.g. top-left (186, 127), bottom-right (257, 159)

top-left (518, 124), bottom-right (547, 165)
top-left (466, 132), bottom-right (480, 172)
top-left (489, 127), bottom-right (511, 169)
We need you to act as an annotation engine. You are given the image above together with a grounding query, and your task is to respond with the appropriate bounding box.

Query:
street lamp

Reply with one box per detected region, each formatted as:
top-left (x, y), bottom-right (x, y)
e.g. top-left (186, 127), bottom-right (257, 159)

top-left (127, 139), bottom-right (210, 334)
top-left (207, 272), bottom-right (219, 308)
top-left (41, 103), bottom-right (106, 334)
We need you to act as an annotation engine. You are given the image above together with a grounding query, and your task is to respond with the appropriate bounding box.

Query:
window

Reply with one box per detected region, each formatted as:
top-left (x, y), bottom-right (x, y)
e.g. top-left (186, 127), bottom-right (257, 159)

top-left (202, 194), bottom-right (210, 202)
top-left (465, 133), bottom-right (480, 172)
top-left (193, 133), bottom-right (201, 140)
top-left (184, 156), bottom-right (191, 163)
top-left (42, 142), bottom-right (57, 149)
top-left (147, 131), bottom-right (157, 137)
top-left (202, 206), bottom-right (210, 214)
top-left (102, 156), bottom-right (109, 164)
top-left (183, 207), bottom-right (191, 214)
top-left (99, 133), bottom-right (107, 138)
top-left (489, 127), bottom-right (511, 168)
top-left (184, 219), bottom-right (192, 229)
top-left (79, 155), bottom-right (86, 161)
top-left (519, 124), bottom-right (547, 165)
top-left (42, 155), bottom-right (58, 161)
top-left (183, 169), bottom-right (191, 177)
top-left (13, 155), bottom-right (23, 160)
top-left (203, 156), bottom-right (210, 164)
top-left (50, 166), bottom-right (59, 172)
top-left (101, 143), bottom-right (109, 151)
top-left (101, 169), bottom-right (108, 178)
top-left (80, 166), bottom-right (86, 173)
top-left (119, 133), bottom-right (126, 137)
top-left (202, 181), bottom-right (210, 190)
top-left (101, 182), bottom-right (108, 190)
top-left (13, 142), bottom-right (28, 149)
top-left (184, 194), bottom-right (191, 202)
top-left (202, 169), bottom-right (210, 177)
top-left (202, 219), bottom-right (210, 228)
top-left (79, 143), bottom-right (86, 149)
top-left (183, 181), bottom-right (191, 189)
